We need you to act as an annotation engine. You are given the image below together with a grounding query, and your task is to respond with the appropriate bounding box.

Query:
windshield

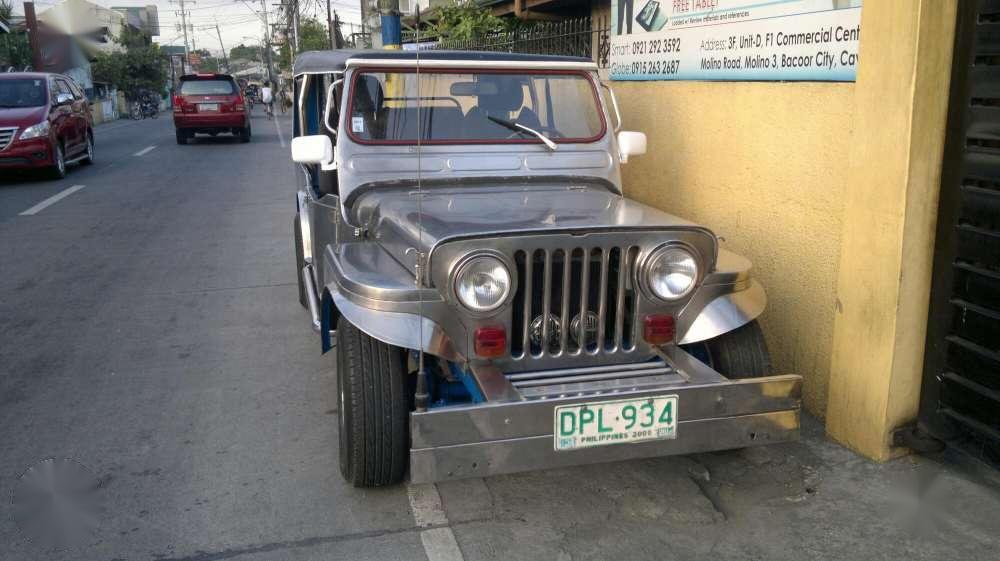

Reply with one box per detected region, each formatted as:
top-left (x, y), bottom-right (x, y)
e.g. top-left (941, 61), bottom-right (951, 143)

top-left (346, 70), bottom-right (605, 144)
top-left (0, 78), bottom-right (48, 108)
top-left (180, 79), bottom-right (236, 95)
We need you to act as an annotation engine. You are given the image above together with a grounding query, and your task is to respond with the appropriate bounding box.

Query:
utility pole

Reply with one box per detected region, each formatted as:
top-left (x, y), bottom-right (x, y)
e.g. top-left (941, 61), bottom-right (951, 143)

top-left (23, 2), bottom-right (42, 70)
top-left (379, 0), bottom-right (401, 50)
top-left (170, 0), bottom-right (192, 72)
top-left (214, 24), bottom-right (229, 73)
top-left (291, 0), bottom-right (300, 54)
top-left (259, 0), bottom-right (275, 85)
top-left (326, 0), bottom-right (334, 50)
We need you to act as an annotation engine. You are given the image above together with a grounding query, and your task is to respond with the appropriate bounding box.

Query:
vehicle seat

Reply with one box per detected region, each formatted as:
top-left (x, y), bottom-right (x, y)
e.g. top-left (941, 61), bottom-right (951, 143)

top-left (463, 78), bottom-right (525, 138)
top-left (382, 106), bottom-right (465, 140)
top-left (515, 107), bottom-right (542, 130)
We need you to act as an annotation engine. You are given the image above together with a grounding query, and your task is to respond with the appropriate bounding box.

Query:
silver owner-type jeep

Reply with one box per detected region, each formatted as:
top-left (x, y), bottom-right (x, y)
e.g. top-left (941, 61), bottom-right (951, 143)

top-left (289, 50), bottom-right (802, 487)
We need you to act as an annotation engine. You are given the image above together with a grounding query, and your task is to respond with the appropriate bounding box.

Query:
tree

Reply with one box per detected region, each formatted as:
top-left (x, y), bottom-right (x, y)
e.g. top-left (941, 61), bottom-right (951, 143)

top-left (229, 43), bottom-right (260, 62)
top-left (91, 27), bottom-right (167, 98)
top-left (198, 57), bottom-right (220, 73)
top-left (433, 0), bottom-right (510, 42)
top-left (277, 17), bottom-right (329, 70)
top-left (0, 0), bottom-right (32, 70)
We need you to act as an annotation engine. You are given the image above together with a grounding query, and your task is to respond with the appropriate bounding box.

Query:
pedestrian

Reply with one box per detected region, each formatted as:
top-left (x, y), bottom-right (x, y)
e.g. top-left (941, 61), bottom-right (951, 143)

top-left (261, 81), bottom-right (274, 120)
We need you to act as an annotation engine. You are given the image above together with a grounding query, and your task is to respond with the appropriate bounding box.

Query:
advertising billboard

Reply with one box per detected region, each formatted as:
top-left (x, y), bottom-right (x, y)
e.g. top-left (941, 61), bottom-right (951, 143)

top-left (610, 0), bottom-right (862, 81)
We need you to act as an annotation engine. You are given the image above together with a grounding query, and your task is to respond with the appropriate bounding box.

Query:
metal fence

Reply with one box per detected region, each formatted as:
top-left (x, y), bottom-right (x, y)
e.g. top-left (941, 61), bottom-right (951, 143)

top-left (408, 16), bottom-right (611, 68)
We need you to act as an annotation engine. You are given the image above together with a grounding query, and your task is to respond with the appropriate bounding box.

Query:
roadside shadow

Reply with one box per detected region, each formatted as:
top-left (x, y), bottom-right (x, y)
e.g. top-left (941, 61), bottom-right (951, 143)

top-left (0, 171), bottom-right (61, 186)
top-left (186, 135), bottom-right (245, 145)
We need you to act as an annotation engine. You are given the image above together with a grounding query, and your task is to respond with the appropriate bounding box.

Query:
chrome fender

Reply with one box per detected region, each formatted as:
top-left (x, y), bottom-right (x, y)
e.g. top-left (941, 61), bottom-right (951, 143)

top-left (327, 283), bottom-right (464, 362)
top-left (677, 280), bottom-right (766, 344)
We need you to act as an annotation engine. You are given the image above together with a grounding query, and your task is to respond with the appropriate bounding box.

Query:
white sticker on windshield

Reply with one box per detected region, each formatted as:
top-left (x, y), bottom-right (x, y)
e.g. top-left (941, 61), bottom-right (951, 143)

top-left (352, 117), bottom-right (364, 133)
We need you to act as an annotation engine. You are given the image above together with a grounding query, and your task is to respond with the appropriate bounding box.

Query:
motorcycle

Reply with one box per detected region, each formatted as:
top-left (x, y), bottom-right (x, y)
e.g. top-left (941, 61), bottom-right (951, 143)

top-left (130, 97), bottom-right (159, 120)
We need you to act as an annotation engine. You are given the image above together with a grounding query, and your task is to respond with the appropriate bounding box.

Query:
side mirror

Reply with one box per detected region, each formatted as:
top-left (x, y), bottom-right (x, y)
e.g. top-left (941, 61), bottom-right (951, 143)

top-left (291, 135), bottom-right (334, 166)
top-left (55, 92), bottom-right (74, 106)
top-left (617, 131), bottom-right (647, 164)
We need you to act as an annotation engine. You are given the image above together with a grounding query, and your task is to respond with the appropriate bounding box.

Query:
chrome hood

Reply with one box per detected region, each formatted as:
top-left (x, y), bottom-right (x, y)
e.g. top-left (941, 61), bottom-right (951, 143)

top-left (351, 181), bottom-right (715, 275)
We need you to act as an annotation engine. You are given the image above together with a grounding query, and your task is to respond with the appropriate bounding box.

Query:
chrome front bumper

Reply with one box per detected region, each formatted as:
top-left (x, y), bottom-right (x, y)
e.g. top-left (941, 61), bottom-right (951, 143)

top-left (409, 347), bottom-right (801, 483)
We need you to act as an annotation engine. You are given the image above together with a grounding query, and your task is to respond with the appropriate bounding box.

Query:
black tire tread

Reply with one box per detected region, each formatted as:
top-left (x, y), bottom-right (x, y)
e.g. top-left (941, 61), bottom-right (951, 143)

top-left (705, 320), bottom-right (772, 379)
top-left (337, 319), bottom-right (408, 487)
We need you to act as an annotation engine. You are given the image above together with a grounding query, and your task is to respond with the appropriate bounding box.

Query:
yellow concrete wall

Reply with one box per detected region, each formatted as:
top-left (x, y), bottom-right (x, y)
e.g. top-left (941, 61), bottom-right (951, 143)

top-left (825, 0), bottom-right (956, 460)
top-left (613, 81), bottom-right (854, 416)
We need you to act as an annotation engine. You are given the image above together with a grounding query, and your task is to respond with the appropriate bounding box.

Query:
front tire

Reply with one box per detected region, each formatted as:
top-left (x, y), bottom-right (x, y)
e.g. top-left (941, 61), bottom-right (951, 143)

top-left (703, 320), bottom-right (772, 379)
top-left (336, 318), bottom-right (409, 487)
top-left (48, 143), bottom-right (66, 179)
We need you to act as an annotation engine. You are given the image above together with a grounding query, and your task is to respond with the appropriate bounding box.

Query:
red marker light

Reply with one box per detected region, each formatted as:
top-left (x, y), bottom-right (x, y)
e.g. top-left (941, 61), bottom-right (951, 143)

top-left (643, 315), bottom-right (676, 345)
top-left (474, 326), bottom-right (507, 358)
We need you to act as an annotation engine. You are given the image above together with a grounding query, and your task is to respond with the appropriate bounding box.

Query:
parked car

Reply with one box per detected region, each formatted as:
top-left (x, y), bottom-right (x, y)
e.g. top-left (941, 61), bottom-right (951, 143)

top-left (172, 73), bottom-right (250, 144)
top-left (0, 72), bottom-right (94, 179)
top-left (289, 50), bottom-right (802, 487)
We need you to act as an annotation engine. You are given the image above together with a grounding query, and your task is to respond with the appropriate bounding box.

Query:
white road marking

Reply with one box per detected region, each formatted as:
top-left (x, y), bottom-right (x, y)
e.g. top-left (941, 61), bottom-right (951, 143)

top-left (408, 483), bottom-right (449, 527)
top-left (420, 528), bottom-right (464, 561)
top-left (133, 145), bottom-right (156, 157)
top-left (274, 117), bottom-right (286, 147)
top-left (408, 483), bottom-right (464, 561)
top-left (19, 184), bottom-right (85, 216)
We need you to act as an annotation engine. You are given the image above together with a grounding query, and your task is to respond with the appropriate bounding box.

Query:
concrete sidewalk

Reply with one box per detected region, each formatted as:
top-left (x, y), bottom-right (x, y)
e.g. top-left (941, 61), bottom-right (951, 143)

top-left (432, 415), bottom-right (1000, 561)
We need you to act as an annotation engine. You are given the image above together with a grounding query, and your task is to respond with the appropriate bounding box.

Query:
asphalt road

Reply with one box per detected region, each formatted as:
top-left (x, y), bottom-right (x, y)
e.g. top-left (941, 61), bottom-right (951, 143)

top-left (1, 110), bottom-right (999, 561)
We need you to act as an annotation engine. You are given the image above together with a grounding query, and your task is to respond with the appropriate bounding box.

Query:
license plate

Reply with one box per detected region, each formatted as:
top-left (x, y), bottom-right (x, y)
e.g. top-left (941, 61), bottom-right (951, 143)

top-left (198, 103), bottom-right (219, 112)
top-left (554, 395), bottom-right (678, 451)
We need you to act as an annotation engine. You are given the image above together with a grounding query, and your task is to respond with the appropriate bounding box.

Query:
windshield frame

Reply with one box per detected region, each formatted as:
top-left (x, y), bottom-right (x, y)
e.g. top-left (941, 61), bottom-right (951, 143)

top-left (343, 66), bottom-right (608, 147)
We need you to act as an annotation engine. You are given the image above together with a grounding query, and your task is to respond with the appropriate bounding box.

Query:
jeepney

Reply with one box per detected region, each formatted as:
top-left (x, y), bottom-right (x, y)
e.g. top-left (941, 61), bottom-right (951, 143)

top-left (289, 49), bottom-right (801, 487)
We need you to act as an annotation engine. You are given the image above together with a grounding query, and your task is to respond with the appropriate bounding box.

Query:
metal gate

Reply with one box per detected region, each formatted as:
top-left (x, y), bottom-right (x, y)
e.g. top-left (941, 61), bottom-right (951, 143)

top-left (918, 1), bottom-right (1000, 466)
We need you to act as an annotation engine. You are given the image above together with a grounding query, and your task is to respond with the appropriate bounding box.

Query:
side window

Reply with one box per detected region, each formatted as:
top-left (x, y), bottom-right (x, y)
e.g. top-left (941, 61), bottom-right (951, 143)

top-left (48, 79), bottom-right (59, 103)
top-left (55, 79), bottom-right (73, 99)
top-left (67, 80), bottom-right (84, 100)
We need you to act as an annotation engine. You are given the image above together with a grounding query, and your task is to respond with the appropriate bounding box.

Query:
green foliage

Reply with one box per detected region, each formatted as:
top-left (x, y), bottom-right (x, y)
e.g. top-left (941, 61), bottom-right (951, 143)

top-left (229, 43), bottom-right (260, 62)
top-left (199, 57), bottom-right (220, 73)
top-left (0, 0), bottom-right (32, 70)
top-left (0, 33), bottom-right (31, 70)
top-left (277, 17), bottom-right (330, 70)
top-left (91, 28), bottom-right (167, 98)
top-left (432, 0), bottom-right (510, 42)
top-left (0, 0), bottom-right (13, 23)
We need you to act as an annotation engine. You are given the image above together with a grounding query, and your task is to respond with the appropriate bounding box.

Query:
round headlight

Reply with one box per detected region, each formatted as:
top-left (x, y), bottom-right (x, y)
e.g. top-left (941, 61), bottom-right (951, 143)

top-left (454, 255), bottom-right (511, 312)
top-left (646, 246), bottom-right (699, 301)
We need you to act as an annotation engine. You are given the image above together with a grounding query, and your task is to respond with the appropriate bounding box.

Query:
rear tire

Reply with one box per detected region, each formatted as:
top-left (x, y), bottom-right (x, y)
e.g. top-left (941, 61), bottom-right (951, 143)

top-left (704, 320), bottom-right (772, 379)
top-left (336, 318), bottom-right (409, 487)
top-left (175, 129), bottom-right (188, 145)
top-left (80, 133), bottom-right (94, 165)
top-left (239, 126), bottom-right (251, 143)
top-left (294, 216), bottom-right (308, 309)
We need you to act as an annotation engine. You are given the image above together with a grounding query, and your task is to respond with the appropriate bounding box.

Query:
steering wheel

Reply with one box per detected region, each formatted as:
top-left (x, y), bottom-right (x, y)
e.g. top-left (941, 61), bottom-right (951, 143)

top-left (506, 125), bottom-right (564, 139)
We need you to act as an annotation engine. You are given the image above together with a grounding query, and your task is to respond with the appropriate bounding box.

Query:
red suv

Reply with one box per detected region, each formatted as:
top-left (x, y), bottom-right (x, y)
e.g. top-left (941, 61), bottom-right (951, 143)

top-left (0, 72), bottom-right (94, 179)
top-left (173, 73), bottom-right (250, 144)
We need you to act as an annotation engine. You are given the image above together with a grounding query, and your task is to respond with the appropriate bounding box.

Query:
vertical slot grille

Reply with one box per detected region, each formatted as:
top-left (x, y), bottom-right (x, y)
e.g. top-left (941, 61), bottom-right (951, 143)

top-left (0, 127), bottom-right (16, 151)
top-left (511, 245), bottom-right (639, 360)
